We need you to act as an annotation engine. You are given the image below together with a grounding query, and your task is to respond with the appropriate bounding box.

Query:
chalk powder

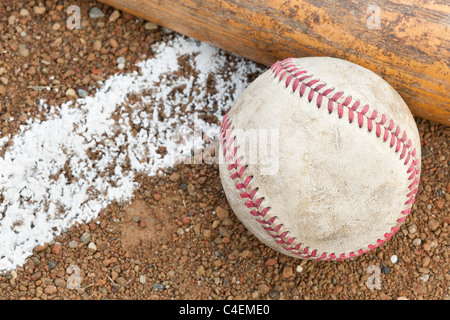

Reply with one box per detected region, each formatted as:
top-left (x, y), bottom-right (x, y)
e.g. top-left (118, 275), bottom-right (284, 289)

top-left (0, 34), bottom-right (262, 271)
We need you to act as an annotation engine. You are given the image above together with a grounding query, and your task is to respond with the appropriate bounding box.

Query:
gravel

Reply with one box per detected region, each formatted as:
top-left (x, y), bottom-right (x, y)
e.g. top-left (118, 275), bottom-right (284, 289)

top-left (0, 0), bottom-right (448, 301)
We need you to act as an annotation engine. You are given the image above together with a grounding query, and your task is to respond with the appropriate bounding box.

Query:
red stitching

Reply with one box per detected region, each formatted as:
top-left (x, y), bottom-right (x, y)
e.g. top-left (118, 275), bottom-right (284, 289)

top-left (220, 58), bottom-right (420, 261)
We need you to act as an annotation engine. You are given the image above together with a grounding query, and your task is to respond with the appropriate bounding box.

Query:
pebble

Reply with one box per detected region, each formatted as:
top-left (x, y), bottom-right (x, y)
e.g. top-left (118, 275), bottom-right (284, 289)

top-left (88, 242), bottom-right (97, 251)
top-left (181, 215), bottom-right (191, 225)
top-left (153, 283), bottom-right (164, 291)
top-left (19, 8), bottom-right (29, 17)
top-left (428, 219), bottom-right (440, 231)
top-left (44, 285), bottom-right (57, 295)
top-left (116, 57), bottom-right (126, 65)
top-left (259, 284), bottom-right (270, 295)
top-left (408, 225), bottom-right (417, 234)
top-left (47, 260), bottom-right (57, 270)
top-left (215, 206), bottom-right (229, 220)
top-left (117, 63), bottom-right (125, 70)
top-left (412, 238), bottom-right (421, 246)
top-left (139, 275), bottom-right (146, 284)
top-left (265, 258), bottom-right (277, 266)
top-left (68, 240), bottom-right (78, 248)
top-left (109, 10), bottom-right (121, 22)
top-left (80, 232), bottom-right (91, 244)
top-left (282, 266), bottom-right (294, 278)
top-left (390, 255), bottom-right (398, 264)
top-left (89, 7), bottom-right (105, 19)
top-left (93, 40), bottom-right (102, 51)
top-left (65, 88), bottom-right (77, 98)
top-left (17, 44), bottom-right (29, 58)
top-left (144, 22), bottom-right (158, 30)
top-left (116, 277), bottom-right (127, 286)
top-left (381, 265), bottom-right (390, 274)
top-left (33, 6), bottom-right (46, 15)
top-left (296, 265), bottom-right (304, 273)
top-left (419, 274), bottom-right (429, 282)
top-left (169, 172), bottom-right (180, 182)
top-left (52, 243), bottom-right (62, 255)
top-left (435, 199), bottom-right (445, 209)
top-left (422, 256), bottom-right (431, 268)
top-left (77, 88), bottom-right (88, 98)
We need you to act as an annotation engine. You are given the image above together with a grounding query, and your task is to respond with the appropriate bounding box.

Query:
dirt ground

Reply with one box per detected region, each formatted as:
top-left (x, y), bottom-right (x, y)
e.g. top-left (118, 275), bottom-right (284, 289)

top-left (0, 0), bottom-right (448, 301)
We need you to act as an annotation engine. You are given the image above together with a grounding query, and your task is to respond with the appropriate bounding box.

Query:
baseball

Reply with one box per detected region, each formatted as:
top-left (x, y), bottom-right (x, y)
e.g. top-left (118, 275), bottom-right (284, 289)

top-left (219, 57), bottom-right (421, 261)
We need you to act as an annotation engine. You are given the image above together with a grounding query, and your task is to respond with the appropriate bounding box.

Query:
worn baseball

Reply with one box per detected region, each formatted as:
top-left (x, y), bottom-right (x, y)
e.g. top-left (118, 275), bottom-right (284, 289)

top-left (219, 57), bottom-right (421, 261)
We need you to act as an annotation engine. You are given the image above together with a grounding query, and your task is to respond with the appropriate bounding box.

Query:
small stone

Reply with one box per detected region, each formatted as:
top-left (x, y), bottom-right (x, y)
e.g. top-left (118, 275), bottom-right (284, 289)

top-left (116, 57), bottom-right (126, 64)
top-left (47, 260), bottom-right (57, 270)
top-left (109, 38), bottom-right (118, 48)
top-left (203, 229), bottom-right (211, 238)
top-left (428, 219), bottom-right (440, 231)
top-left (139, 275), bottom-right (146, 284)
top-left (89, 7), bottom-right (105, 19)
top-left (93, 40), bottom-right (102, 51)
top-left (215, 206), bottom-right (229, 220)
top-left (34, 244), bottom-right (48, 252)
top-left (33, 6), bottom-right (46, 15)
top-left (296, 265), bottom-right (304, 273)
top-left (65, 88), bottom-right (77, 98)
top-left (412, 238), bottom-right (421, 246)
top-left (88, 242), bottom-right (97, 251)
top-left (181, 215), bottom-right (191, 225)
top-left (153, 193), bottom-right (161, 201)
top-left (240, 250), bottom-right (251, 258)
top-left (179, 256), bottom-right (188, 265)
top-left (109, 10), bottom-right (121, 22)
top-left (381, 265), bottom-right (390, 274)
top-left (434, 199), bottom-right (445, 210)
top-left (17, 44), bottom-right (29, 57)
top-left (419, 274), bottom-right (429, 282)
top-left (144, 22), bottom-right (158, 30)
top-left (8, 15), bottom-right (16, 25)
top-left (265, 258), bottom-right (277, 266)
top-left (80, 231), bottom-right (91, 244)
top-left (77, 88), bottom-right (88, 98)
top-left (68, 240), bottom-right (78, 248)
top-left (139, 220), bottom-right (147, 228)
top-left (408, 225), bottom-right (417, 234)
top-left (197, 265), bottom-right (205, 276)
top-left (19, 8), bottom-right (29, 17)
top-left (258, 284), bottom-right (270, 295)
top-left (116, 277), bottom-right (127, 286)
top-left (44, 285), bottom-right (57, 295)
top-left (169, 172), bottom-right (180, 182)
top-left (422, 256), bottom-right (431, 268)
top-left (153, 283), bottom-right (164, 291)
top-left (390, 254), bottom-right (398, 264)
top-left (117, 63), bottom-right (125, 70)
top-left (52, 243), bottom-right (62, 255)
top-left (54, 278), bottom-right (65, 287)
top-left (397, 296), bottom-right (408, 300)
top-left (282, 266), bottom-right (294, 278)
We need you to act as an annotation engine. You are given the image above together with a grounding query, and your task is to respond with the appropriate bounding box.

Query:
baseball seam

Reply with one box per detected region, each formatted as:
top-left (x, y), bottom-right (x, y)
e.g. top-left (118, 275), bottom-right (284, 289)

top-left (220, 58), bottom-right (420, 261)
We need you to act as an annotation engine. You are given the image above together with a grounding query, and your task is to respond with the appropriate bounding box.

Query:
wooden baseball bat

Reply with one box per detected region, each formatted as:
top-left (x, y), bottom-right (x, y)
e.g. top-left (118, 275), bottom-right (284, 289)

top-left (98, 0), bottom-right (450, 126)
